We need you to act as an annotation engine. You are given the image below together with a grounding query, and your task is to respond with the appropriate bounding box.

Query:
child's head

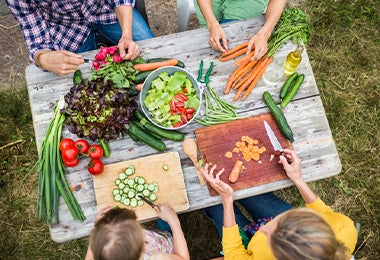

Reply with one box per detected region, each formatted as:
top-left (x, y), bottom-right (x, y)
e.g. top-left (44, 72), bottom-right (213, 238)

top-left (267, 208), bottom-right (349, 260)
top-left (90, 207), bottom-right (144, 260)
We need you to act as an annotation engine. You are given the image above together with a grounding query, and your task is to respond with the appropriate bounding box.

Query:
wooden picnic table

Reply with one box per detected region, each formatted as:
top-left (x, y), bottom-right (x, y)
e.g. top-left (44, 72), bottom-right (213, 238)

top-left (26, 16), bottom-right (341, 243)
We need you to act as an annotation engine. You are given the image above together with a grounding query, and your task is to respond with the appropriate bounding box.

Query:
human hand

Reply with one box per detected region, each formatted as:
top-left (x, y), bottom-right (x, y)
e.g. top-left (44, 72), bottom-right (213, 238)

top-left (154, 204), bottom-right (179, 224)
top-left (279, 149), bottom-right (303, 183)
top-left (208, 24), bottom-right (228, 53)
top-left (95, 205), bottom-right (113, 223)
top-left (118, 37), bottom-right (140, 60)
top-left (247, 32), bottom-right (269, 60)
top-left (200, 163), bottom-right (233, 203)
top-left (37, 50), bottom-right (84, 76)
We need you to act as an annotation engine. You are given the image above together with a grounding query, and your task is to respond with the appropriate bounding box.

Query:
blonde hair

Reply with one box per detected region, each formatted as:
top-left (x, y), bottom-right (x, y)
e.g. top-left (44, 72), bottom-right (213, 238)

top-left (270, 208), bottom-right (348, 260)
top-left (90, 208), bottom-right (144, 260)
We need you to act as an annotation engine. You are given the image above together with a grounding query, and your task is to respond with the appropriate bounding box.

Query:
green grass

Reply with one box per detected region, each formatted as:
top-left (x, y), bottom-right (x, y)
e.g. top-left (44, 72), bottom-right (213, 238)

top-left (0, 0), bottom-right (379, 259)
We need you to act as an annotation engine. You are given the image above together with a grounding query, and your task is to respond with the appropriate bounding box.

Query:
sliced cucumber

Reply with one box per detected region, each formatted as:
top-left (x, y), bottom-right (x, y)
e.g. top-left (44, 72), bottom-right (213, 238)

top-left (119, 172), bottom-right (126, 180)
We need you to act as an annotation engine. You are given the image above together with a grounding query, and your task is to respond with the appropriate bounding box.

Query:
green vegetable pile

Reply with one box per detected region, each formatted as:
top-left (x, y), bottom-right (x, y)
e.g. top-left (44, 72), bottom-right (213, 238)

top-left (37, 97), bottom-right (85, 224)
top-left (61, 78), bottom-right (137, 141)
top-left (88, 46), bottom-right (144, 88)
top-left (267, 7), bottom-right (312, 57)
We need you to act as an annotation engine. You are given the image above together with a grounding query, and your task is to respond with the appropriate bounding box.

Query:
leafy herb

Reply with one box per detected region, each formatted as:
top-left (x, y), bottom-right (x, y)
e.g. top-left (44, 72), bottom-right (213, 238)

top-left (61, 79), bottom-right (137, 141)
top-left (267, 7), bottom-right (312, 57)
top-left (88, 46), bottom-right (144, 88)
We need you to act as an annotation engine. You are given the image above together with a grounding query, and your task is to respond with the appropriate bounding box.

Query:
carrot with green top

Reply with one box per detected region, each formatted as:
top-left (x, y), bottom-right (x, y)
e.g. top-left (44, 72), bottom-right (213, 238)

top-left (221, 41), bottom-right (249, 57)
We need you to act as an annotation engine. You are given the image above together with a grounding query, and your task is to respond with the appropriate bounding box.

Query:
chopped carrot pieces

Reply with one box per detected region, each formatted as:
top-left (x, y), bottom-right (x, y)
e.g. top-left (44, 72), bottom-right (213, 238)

top-left (225, 151), bottom-right (233, 158)
top-left (224, 135), bottom-right (267, 163)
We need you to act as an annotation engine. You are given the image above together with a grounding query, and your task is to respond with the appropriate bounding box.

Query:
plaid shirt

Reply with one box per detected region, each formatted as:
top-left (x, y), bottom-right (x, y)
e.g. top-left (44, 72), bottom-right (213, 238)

top-left (6, 0), bottom-right (135, 62)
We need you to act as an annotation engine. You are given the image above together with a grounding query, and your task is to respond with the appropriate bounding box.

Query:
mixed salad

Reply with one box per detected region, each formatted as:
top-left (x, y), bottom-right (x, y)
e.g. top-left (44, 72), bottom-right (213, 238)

top-left (143, 71), bottom-right (200, 128)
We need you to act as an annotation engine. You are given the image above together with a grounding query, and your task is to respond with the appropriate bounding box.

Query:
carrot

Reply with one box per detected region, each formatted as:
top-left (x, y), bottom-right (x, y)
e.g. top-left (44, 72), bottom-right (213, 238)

top-left (135, 83), bottom-right (143, 92)
top-left (233, 55), bottom-right (269, 101)
top-left (232, 68), bottom-right (255, 91)
top-left (241, 56), bottom-right (273, 101)
top-left (221, 41), bottom-right (249, 57)
top-left (233, 50), bottom-right (255, 66)
top-left (234, 60), bottom-right (257, 81)
top-left (228, 160), bottom-right (243, 183)
top-left (133, 59), bottom-right (178, 71)
top-left (219, 47), bottom-right (247, 62)
top-left (224, 65), bottom-right (244, 94)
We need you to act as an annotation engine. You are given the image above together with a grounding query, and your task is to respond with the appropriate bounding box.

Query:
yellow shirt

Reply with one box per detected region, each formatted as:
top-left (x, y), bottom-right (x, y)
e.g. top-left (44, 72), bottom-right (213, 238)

top-left (222, 198), bottom-right (358, 260)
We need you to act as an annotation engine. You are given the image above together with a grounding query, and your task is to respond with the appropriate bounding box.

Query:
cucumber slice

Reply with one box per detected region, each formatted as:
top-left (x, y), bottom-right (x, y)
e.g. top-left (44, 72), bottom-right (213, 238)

top-left (123, 187), bottom-right (130, 194)
top-left (114, 194), bottom-right (122, 202)
top-left (122, 198), bottom-right (130, 206)
top-left (118, 183), bottom-right (126, 190)
top-left (130, 198), bottom-right (138, 208)
top-left (137, 177), bottom-right (145, 185)
top-left (137, 200), bottom-right (143, 206)
top-left (118, 172), bottom-right (126, 180)
top-left (127, 190), bottom-right (135, 199)
top-left (142, 189), bottom-right (150, 197)
top-left (127, 179), bottom-right (135, 187)
top-left (147, 184), bottom-right (155, 192)
top-left (112, 189), bottom-right (120, 196)
top-left (136, 184), bottom-right (144, 192)
top-left (115, 179), bottom-right (121, 185)
top-left (149, 193), bottom-right (157, 202)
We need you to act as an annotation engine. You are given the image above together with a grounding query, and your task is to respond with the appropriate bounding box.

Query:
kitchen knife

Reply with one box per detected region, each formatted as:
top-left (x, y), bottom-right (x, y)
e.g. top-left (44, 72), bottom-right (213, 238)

top-left (264, 120), bottom-right (292, 164)
top-left (264, 120), bottom-right (283, 152)
top-left (136, 194), bottom-right (158, 209)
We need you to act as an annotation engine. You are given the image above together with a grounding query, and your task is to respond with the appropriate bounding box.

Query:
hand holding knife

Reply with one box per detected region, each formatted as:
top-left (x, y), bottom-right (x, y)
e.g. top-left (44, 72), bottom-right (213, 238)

top-left (264, 120), bottom-right (292, 164)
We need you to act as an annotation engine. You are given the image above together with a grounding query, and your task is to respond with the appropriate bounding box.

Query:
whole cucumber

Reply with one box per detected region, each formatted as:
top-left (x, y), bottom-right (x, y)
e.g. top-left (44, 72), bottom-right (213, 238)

top-left (263, 91), bottom-right (294, 143)
top-left (280, 72), bottom-right (298, 100)
top-left (134, 110), bottom-right (185, 141)
top-left (128, 120), bottom-right (167, 151)
top-left (280, 74), bottom-right (305, 108)
top-left (134, 70), bottom-right (154, 84)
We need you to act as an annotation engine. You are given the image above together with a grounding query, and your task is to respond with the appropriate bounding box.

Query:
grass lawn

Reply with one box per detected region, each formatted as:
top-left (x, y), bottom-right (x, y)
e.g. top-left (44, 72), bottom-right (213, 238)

top-left (0, 0), bottom-right (378, 259)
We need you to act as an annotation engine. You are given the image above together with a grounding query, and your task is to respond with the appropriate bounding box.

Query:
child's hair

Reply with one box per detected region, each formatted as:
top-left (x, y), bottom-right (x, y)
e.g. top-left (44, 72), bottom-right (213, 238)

top-left (270, 208), bottom-right (348, 260)
top-left (90, 207), bottom-right (145, 260)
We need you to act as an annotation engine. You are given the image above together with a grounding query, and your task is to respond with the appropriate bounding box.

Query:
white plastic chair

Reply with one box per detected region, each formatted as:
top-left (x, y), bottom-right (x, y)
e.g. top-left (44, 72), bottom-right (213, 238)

top-left (177, 0), bottom-right (195, 32)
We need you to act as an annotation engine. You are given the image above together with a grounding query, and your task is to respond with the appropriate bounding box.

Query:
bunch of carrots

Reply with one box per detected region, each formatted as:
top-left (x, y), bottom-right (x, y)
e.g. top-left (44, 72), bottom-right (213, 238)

top-left (220, 42), bottom-right (273, 101)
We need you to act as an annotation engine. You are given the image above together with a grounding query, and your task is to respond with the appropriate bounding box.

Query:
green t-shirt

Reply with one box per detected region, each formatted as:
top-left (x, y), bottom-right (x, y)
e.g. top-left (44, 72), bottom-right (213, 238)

top-left (194, 0), bottom-right (269, 27)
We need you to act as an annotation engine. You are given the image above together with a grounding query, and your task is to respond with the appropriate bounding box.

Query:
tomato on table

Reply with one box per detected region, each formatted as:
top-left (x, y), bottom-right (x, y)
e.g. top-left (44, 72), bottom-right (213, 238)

top-left (61, 146), bottom-right (79, 162)
top-left (59, 138), bottom-right (75, 151)
top-left (88, 159), bottom-right (104, 175)
top-left (88, 144), bottom-right (103, 159)
top-left (74, 139), bottom-right (90, 154)
top-left (63, 158), bottom-right (80, 167)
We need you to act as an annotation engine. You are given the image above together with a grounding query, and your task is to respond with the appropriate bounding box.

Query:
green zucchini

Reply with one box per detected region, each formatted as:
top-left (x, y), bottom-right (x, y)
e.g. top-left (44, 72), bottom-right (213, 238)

top-left (280, 72), bottom-right (298, 100)
top-left (134, 110), bottom-right (185, 141)
top-left (73, 70), bottom-right (83, 85)
top-left (134, 70), bottom-right (154, 84)
top-left (263, 91), bottom-right (294, 143)
top-left (147, 58), bottom-right (185, 68)
top-left (280, 74), bottom-right (305, 108)
top-left (128, 120), bottom-right (166, 151)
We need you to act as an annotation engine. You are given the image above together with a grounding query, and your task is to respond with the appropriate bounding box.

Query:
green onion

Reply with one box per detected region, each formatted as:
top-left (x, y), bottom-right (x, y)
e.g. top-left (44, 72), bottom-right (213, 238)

top-left (36, 96), bottom-right (85, 224)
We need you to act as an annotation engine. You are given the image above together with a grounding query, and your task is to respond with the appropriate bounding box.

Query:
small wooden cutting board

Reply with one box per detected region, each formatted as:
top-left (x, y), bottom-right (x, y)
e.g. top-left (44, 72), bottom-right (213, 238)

top-left (92, 151), bottom-right (189, 221)
top-left (194, 113), bottom-right (292, 196)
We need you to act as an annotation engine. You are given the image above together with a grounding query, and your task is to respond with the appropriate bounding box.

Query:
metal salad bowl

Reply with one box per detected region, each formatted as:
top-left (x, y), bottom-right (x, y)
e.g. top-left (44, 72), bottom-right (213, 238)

top-left (139, 66), bottom-right (204, 130)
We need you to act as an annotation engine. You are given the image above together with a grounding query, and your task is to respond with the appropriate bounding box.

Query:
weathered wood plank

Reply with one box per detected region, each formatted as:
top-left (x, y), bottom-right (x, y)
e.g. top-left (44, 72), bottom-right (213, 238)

top-left (25, 16), bottom-right (340, 243)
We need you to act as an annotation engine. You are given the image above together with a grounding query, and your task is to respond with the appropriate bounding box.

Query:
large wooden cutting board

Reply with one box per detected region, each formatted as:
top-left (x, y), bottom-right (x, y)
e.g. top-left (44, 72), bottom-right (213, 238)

top-left (194, 113), bottom-right (292, 196)
top-left (92, 151), bottom-right (189, 221)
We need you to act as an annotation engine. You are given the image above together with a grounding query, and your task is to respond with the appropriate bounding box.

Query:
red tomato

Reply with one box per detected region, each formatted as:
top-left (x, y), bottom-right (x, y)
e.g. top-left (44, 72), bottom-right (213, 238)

top-left (74, 139), bottom-right (90, 154)
top-left (63, 158), bottom-right (80, 167)
top-left (88, 159), bottom-right (104, 175)
top-left (61, 146), bottom-right (79, 162)
top-left (88, 144), bottom-right (103, 159)
top-left (59, 138), bottom-right (75, 151)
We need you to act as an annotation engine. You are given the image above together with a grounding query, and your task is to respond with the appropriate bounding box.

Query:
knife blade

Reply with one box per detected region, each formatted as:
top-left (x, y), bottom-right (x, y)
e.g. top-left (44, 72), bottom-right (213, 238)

top-left (136, 194), bottom-right (158, 208)
top-left (264, 120), bottom-right (283, 152)
top-left (83, 58), bottom-right (93, 63)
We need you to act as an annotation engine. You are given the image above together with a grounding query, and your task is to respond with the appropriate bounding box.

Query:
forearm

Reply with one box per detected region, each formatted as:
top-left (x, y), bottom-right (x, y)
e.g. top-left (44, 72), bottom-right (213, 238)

top-left (222, 197), bottom-right (236, 228)
top-left (197, 0), bottom-right (219, 30)
top-left (293, 179), bottom-right (318, 204)
top-left (167, 219), bottom-right (190, 260)
top-left (259, 0), bottom-right (286, 39)
top-left (115, 5), bottom-right (133, 40)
